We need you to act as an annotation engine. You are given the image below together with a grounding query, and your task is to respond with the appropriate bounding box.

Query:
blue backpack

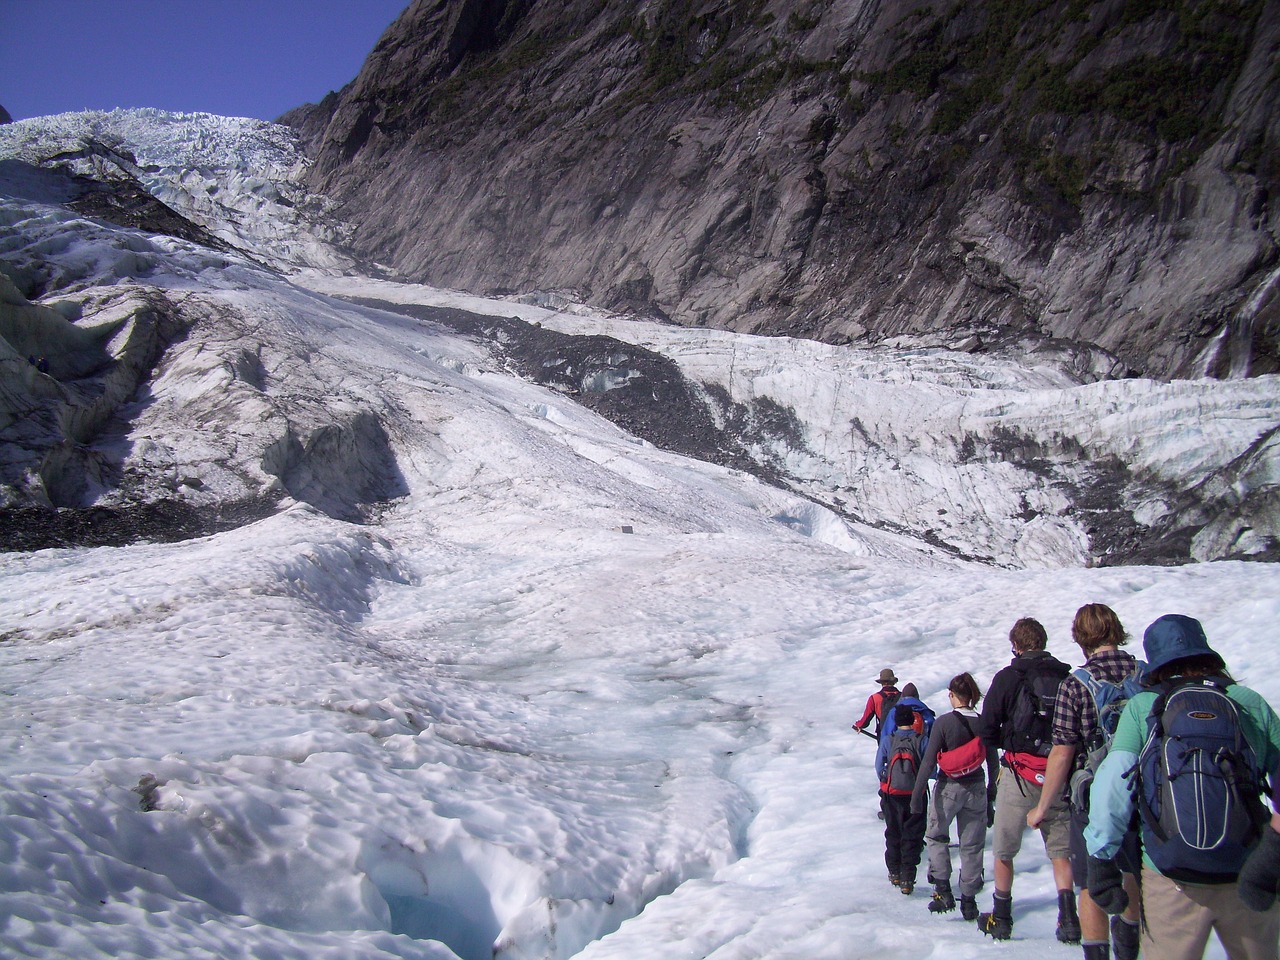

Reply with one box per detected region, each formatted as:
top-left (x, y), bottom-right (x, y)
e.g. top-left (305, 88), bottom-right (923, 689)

top-left (1066, 663), bottom-right (1145, 811)
top-left (1134, 676), bottom-right (1270, 883)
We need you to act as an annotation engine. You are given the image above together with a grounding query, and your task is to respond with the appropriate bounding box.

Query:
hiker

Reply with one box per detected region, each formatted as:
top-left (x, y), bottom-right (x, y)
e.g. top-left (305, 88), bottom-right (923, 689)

top-left (876, 683), bottom-right (936, 770)
top-left (877, 703), bottom-right (929, 894)
top-left (911, 671), bottom-right (998, 921)
top-left (1027, 603), bottom-right (1143, 960)
top-left (974, 617), bottom-right (1075, 941)
top-left (854, 668), bottom-right (902, 736)
top-left (1085, 614), bottom-right (1280, 960)
top-left (891, 682), bottom-right (936, 736)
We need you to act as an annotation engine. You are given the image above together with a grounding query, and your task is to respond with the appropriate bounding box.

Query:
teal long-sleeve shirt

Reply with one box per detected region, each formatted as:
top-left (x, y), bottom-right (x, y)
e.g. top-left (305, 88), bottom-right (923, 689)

top-left (1084, 682), bottom-right (1280, 863)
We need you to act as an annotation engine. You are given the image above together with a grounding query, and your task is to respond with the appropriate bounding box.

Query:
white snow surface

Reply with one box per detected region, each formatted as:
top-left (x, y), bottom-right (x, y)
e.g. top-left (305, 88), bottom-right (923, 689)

top-left (2, 110), bottom-right (1279, 960)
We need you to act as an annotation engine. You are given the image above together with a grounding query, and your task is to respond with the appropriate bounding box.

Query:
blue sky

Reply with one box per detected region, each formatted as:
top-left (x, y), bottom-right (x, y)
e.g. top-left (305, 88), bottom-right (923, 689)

top-left (0, 0), bottom-right (409, 122)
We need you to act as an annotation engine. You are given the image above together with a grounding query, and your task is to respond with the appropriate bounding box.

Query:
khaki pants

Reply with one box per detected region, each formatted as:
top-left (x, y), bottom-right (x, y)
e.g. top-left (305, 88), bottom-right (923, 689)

top-left (991, 764), bottom-right (1071, 862)
top-left (1140, 865), bottom-right (1280, 960)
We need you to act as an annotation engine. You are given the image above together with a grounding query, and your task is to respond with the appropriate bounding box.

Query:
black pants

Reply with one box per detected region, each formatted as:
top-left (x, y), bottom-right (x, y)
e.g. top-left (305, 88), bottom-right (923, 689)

top-left (881, 792), bottom-right (927, 882)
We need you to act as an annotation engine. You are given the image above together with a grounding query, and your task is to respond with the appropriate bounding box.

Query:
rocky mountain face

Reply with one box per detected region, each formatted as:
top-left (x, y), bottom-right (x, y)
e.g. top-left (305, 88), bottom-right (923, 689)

top-left (284, 0), bottom-right (1280, 381)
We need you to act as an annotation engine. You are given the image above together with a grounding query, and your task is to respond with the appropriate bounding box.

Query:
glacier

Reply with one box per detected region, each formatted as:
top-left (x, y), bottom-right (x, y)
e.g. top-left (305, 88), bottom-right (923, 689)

top-left (1, 109), bottom-right (1278, 960)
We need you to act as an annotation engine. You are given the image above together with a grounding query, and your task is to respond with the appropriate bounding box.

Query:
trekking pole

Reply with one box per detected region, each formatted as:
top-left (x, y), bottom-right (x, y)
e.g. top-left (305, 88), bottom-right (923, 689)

top-left (854, 727), bottom-right (878, 743)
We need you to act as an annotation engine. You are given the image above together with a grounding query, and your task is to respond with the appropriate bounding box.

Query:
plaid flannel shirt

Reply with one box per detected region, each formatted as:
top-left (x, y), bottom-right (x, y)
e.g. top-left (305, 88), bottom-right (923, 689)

top-left (1050, 648), bottom-right (1141, 750)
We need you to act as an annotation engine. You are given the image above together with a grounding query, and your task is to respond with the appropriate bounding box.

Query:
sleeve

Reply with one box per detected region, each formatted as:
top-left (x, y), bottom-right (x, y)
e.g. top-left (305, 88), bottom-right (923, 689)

top-left (975, 671), bottom-right (1008, 748)
top-left (1083, 699), bottom-right (1145, 859)
top-left (1051, 673), bottom-right (1086, 748)
top-left (855, 693), bottom-right (878, 729)
top-left (911, 721), bottom-right (943, 812)
top-left (875, 728), bottom-right (889, 781)
top-left (1242, 688), bottom-right (1280, 779)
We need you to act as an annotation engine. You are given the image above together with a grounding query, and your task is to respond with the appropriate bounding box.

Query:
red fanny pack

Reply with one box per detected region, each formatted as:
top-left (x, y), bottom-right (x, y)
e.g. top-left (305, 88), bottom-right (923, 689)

top-left (1004, 751), bottom-right (1049, 786)
top-left (937, 736), bottom-right (985, 778)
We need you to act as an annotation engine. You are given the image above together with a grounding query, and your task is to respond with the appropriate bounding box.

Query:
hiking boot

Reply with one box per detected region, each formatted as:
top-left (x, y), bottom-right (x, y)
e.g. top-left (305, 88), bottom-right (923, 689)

top-left (887, 871), bottom-right (900, 887)
top-left (1110, 916), bottom-right (1139, 960)
top-left (1083, 944), bottom-right (1110, 960)
top-left (959, 895), bottom-right (979, 921)
top-left (977, 893), bottom-right (1013, 940)
top-left (1056, 889), bottom-right (1081, 944)
top-left (899, 879), bottom-right (915, 895)
top-left (927, 881), bottom-right (956, 914)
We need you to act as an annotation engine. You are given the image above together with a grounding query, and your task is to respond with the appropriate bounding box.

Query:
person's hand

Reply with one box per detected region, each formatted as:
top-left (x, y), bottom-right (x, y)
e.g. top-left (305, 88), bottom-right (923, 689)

top-left (1087, 856), bottom-right (1128, 915)
top-left (1239, 826), bottom-right (1280, 911)
top-left (986, 800), bottom-right (996, 828)
top-left (1026, 803), bottom-right (1045, 830)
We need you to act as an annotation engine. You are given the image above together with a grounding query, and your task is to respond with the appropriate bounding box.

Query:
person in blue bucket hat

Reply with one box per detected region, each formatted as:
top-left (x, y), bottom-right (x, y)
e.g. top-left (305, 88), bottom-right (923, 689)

top-left (1084, 614), bottom-right (1280, 960)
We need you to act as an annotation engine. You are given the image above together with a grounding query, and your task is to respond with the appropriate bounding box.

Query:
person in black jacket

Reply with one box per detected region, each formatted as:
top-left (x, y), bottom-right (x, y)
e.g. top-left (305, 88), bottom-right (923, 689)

top-left (973, 617), bottom-right (1075, 942)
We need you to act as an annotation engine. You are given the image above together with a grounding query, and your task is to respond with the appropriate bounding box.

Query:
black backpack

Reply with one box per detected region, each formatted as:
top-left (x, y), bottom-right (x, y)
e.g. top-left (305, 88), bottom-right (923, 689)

top-left (1134, 676), bottom-right (1270, 883)
top-left (1006, 659), bottom-right (1066, 757)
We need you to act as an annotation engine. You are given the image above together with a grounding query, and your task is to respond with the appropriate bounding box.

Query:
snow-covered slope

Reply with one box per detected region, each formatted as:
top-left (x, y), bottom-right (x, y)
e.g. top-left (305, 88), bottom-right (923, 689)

top-left (1, 110), bottom-right (1278, 960)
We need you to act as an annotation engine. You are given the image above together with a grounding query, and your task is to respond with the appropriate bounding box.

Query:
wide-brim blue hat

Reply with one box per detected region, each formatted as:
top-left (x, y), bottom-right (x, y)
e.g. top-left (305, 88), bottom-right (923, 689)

top-left (1143, 614), bottom-right (1222, 673)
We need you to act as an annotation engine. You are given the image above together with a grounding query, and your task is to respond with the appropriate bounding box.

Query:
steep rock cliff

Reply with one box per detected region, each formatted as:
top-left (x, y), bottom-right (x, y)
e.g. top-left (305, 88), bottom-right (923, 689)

top-left (285, 0), bottom-right (1280, 380)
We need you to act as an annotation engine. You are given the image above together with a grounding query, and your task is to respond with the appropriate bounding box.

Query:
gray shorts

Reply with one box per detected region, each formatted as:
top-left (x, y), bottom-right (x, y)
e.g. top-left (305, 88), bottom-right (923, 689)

top-left (991, 764), bottom-right (1071, 862)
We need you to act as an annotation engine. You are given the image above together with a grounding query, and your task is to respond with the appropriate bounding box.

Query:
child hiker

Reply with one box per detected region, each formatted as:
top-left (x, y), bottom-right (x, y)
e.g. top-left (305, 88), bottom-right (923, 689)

top-left (878, 703), bottom-right (930, 893)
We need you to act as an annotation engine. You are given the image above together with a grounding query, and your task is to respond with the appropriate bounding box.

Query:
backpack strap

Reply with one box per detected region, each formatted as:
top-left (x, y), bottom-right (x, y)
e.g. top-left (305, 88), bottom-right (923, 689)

top-left (1070, 665), bottom-right (1101, 696)
top-left (1135, 677), bottom-right (1182, 842)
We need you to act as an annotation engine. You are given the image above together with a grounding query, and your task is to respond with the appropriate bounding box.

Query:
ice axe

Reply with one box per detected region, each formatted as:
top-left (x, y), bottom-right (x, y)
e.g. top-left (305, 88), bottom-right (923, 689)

top-left (853, 726), bottom-right (878, 743)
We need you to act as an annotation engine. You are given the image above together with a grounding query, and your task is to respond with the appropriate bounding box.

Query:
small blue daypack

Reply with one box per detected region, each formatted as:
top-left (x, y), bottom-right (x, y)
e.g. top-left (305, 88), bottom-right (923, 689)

top-left (1133, 676), bottom-right (1270, 883)
top-left (1067, 663), bottom-right (1145, 811)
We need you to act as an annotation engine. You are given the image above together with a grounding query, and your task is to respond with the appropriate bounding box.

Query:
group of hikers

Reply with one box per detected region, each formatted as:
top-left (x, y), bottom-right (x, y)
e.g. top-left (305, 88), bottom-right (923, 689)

top-left (853, 605), bottom-right (1280, 960)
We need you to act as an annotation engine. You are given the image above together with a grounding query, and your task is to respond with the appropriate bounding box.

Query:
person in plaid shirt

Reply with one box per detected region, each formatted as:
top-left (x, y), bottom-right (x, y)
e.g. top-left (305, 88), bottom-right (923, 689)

top-left (1028, 604), bottom-right (1143, 960)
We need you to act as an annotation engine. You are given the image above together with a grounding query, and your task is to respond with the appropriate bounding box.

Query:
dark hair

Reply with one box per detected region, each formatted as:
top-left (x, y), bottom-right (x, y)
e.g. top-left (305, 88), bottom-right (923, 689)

top-left (1009, 618), bottom-right (1048, 653)
top-left (949, 672), bottom-right (982, 709)
top-left (895, 704), bottom-right (916, 727)
top-left (1072, 603), bottom-right (1128, 653)
top-left (1147, 652), bottom-right (1231, 687)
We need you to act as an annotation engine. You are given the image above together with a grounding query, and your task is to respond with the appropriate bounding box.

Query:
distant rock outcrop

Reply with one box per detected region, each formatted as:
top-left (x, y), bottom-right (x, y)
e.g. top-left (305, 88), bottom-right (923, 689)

top-left (287, 0), bottom-right (1280, 381)
top-left (0, 105), bottom-right (12, 125)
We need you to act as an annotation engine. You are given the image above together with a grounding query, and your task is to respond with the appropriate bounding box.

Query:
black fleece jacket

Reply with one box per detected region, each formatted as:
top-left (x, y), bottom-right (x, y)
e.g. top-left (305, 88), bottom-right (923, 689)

top-left (974, 649), bottom-right (1070, 753)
